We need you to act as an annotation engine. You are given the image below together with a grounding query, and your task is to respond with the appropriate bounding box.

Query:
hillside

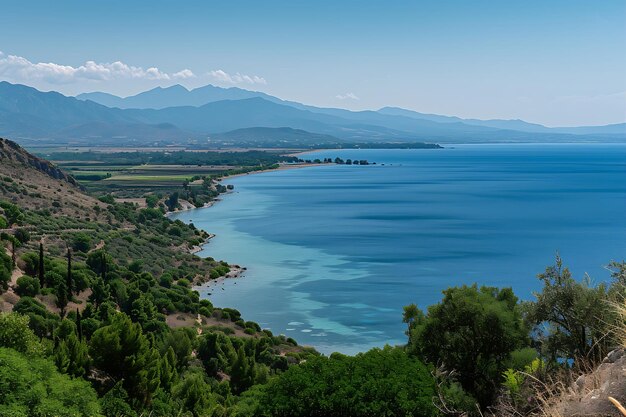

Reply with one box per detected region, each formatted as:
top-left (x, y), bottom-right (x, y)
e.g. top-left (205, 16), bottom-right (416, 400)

top-left (0, 137), bottom-right (326, 415)
top-left (0, 138), bottom-right (100, 218)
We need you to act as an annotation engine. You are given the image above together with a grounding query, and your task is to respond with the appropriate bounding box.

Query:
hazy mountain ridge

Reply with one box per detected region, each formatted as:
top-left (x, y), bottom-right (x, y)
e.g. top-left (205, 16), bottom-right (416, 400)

top-left (77, 83), bottom-right (626, 137)
top-left (1, 81), bottom-right (624, 145)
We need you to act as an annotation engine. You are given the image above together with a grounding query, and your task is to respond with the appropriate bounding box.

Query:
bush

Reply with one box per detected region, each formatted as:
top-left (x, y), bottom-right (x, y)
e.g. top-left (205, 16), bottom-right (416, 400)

top-left (15, 275), bottom-right (40, 297)
top-left (14, 228), bottom-right (30, 244)
top-left (409, 285), bottom-right (528, 407)
top-left (176, 278), bottom-right (190, 288)
top-left (72, 233), bottom-right (92, 252)
top-left (0, 313), bottom-right (43, 355)
top-left (260, 346), bottom-right (438, 416)
top-left (20, 252), bottom-right (38, 276)
top-left (0, 347), bottom-right (101, 416)
top-left (0, 251), bottom-right (12, 291)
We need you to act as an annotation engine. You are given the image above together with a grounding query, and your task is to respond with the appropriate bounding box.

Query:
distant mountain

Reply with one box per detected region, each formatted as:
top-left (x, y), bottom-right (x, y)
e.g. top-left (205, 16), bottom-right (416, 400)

top-left (78, 83), bottom-right (625, 138)
top-left (551, 123), bottom-right (626, 135)
top-left (77, 84), bottom-right (284, 110)
top-left (0, 81), bottom-right (134, 138)
top-left (0, 82), bottom-right (191, 143)
top-left (1, 81), bottom-right (624, 146)
top-left (379, 107), bottom-right (554, 133)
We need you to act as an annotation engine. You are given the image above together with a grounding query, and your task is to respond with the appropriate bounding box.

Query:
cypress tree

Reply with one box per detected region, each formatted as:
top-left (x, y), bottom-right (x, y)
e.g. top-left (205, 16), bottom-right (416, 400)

top-left (76, 308), bottom-right (83, 341)
top-left (160, 346), bottom-right (178, 390)
top-left (10, 239), bottom-right (15, 268)
top-left (38, 242), bottom-right (45, 288)
top-left (56, 280), bottom-right (69, 317)
top-left (101, 251), bottom-right (107, 281)
top-left (66, 248), bottom-right (72, 296)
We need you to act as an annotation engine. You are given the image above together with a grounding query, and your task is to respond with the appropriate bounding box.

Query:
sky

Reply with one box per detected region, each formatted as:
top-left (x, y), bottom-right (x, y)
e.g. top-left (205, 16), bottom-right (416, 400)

top-left (1, 0), bottom-right (625, 127)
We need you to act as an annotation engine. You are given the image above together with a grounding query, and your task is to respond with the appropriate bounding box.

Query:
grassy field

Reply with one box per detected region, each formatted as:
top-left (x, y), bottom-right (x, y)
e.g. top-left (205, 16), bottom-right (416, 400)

top-left (39, 148), bottom-right (295, 198)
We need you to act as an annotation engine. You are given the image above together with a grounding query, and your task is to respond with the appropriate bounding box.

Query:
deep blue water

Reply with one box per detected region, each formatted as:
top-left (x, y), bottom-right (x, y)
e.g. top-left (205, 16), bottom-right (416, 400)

top-left (170, 144), bottom-right (626, 354)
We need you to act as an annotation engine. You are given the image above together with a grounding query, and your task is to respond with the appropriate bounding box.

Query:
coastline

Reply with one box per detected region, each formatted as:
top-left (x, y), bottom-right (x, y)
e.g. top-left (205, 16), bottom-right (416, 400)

top-left (220, 161), bottom-right (327, 180)
top-left (167, 160), bottom-right (329, 286)
top-left (165, 161), bottom-right (328, 217)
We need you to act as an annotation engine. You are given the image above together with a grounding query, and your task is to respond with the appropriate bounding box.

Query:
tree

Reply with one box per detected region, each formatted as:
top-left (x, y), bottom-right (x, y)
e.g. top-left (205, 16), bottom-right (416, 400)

top-left (0, 250), bottom-right (12, 292)
top-left (38, 242), bottom-right (45, 288)
top-left (0, 347), bottom-right (101, 416)
top-left (54, 332), bottom-right (89, 377)
top-left (56, 280), bottom-right (69, 316)
top-left (0, 312), bottom-right (43, 355)
top-left (0, 200), bottom-right (24, 225)
top-left (402, 303), bottom-right (423, 338)
top-left (100, 381), bottom-right (137, 417)
top-left (198, 332), bottom-right (236, 377)
top-left (66, 248), bottom-right (73, 296)
top-left (409, 285), bottom-right (528, 407)
top-left (166, 192), bottom-right (179, 212)
top-left (145, 194), bottom-right (160, 209)
top-left (160, 328), bottom-right (193, 372)
top-left (72, 233), bottom-right (92, 252)
top-left (15, 275), bottom-right (40, 297)
top-left (86, 249), bottom-right (112, 278)
top-left (524, 256), bottom-right (615, 368)
top-left (159, 346), bottom-right (178, 391)
top-left (14, 228), bottom-right (30, 244)
top-left (171, 369), bottom-right (219, 417)
top-left (260, 346), bottom-right (438, 417)
top-left (90, 314), bottom-right (161, 406)
top-left (76, 309), bottom-right (83, 341)
top-left (89, 276), bottom-right (111, 309)
top-left (230, 346), bottom-right (257, 395)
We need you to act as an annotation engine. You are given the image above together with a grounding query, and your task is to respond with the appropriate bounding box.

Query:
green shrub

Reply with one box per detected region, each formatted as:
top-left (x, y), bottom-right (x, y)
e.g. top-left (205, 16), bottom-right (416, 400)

top-left (260, 346), bottom-right (438, 416)
top-left (72, 233), bottom-right (92, 252)
top-left (14, 228), bottom-right (30, 244)
top-left (0, 347), bottom-right (101, 416)
top-left (15, 275), bottom-right (40, 297)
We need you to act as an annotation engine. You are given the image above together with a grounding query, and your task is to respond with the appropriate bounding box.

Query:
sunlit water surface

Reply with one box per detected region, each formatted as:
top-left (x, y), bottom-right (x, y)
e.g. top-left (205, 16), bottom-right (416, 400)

top-left (170, 144), bottom-right (626, 354)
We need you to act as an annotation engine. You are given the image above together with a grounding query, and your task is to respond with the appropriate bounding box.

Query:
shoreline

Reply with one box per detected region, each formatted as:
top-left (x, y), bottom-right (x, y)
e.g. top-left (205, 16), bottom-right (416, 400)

top-left (168, 160), bottom-right (330, 287)
top-left (165, 161), bottom-right (329, 217)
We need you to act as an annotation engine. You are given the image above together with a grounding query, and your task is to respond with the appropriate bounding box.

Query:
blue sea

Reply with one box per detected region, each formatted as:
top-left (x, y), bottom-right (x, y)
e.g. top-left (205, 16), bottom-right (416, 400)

top-left (170, 144), bottom-right (626, 354)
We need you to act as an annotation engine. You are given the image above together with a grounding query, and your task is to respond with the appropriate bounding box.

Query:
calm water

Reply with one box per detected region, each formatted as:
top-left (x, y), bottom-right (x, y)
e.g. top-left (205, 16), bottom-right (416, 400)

top-left (170, 144), bottom-right (626, 354)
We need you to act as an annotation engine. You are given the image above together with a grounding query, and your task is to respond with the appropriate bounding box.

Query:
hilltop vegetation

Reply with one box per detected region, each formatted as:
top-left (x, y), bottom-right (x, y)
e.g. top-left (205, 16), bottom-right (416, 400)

top-left (0, 138), bottom-right (624, 416)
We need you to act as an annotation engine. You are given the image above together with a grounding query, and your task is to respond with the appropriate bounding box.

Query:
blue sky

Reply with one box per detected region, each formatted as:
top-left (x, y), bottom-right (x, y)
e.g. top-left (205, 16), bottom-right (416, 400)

top-left (1, 0), bottom-right (624, 126)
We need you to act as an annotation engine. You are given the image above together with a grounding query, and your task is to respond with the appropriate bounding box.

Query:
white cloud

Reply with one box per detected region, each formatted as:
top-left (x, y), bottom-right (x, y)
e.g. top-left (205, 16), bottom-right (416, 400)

top-left (336, 92), bottom-right (359, 100)
top-left (173, 69), bottom-right (195, 79)
top-left (208, 69), bottom-right (267, 85)
top-left (0, 52), bottom-right (268, 93)
top-left (0, 52), bottom-right (179, 84)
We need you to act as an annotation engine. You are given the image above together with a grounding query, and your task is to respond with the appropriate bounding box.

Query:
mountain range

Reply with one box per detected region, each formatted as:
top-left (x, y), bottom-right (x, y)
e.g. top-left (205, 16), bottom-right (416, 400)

top-left (0, 81), bottom-right (624, 147)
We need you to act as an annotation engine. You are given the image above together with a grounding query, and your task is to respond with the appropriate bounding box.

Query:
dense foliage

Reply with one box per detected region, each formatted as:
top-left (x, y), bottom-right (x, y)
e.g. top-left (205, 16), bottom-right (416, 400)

top-left (253, 347), bottom-right (438, 417)
top-left (408, 285), bottom-right (528, 406)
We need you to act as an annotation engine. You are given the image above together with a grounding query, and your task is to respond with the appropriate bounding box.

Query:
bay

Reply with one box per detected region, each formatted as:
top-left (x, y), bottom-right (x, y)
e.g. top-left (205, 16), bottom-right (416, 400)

top-left (170, 144), bottom-right (626, 354)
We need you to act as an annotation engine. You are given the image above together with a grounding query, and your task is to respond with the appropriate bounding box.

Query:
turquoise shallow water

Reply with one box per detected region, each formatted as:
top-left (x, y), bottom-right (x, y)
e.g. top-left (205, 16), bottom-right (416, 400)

top-left (170, 144), bottom-right (626, 354)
